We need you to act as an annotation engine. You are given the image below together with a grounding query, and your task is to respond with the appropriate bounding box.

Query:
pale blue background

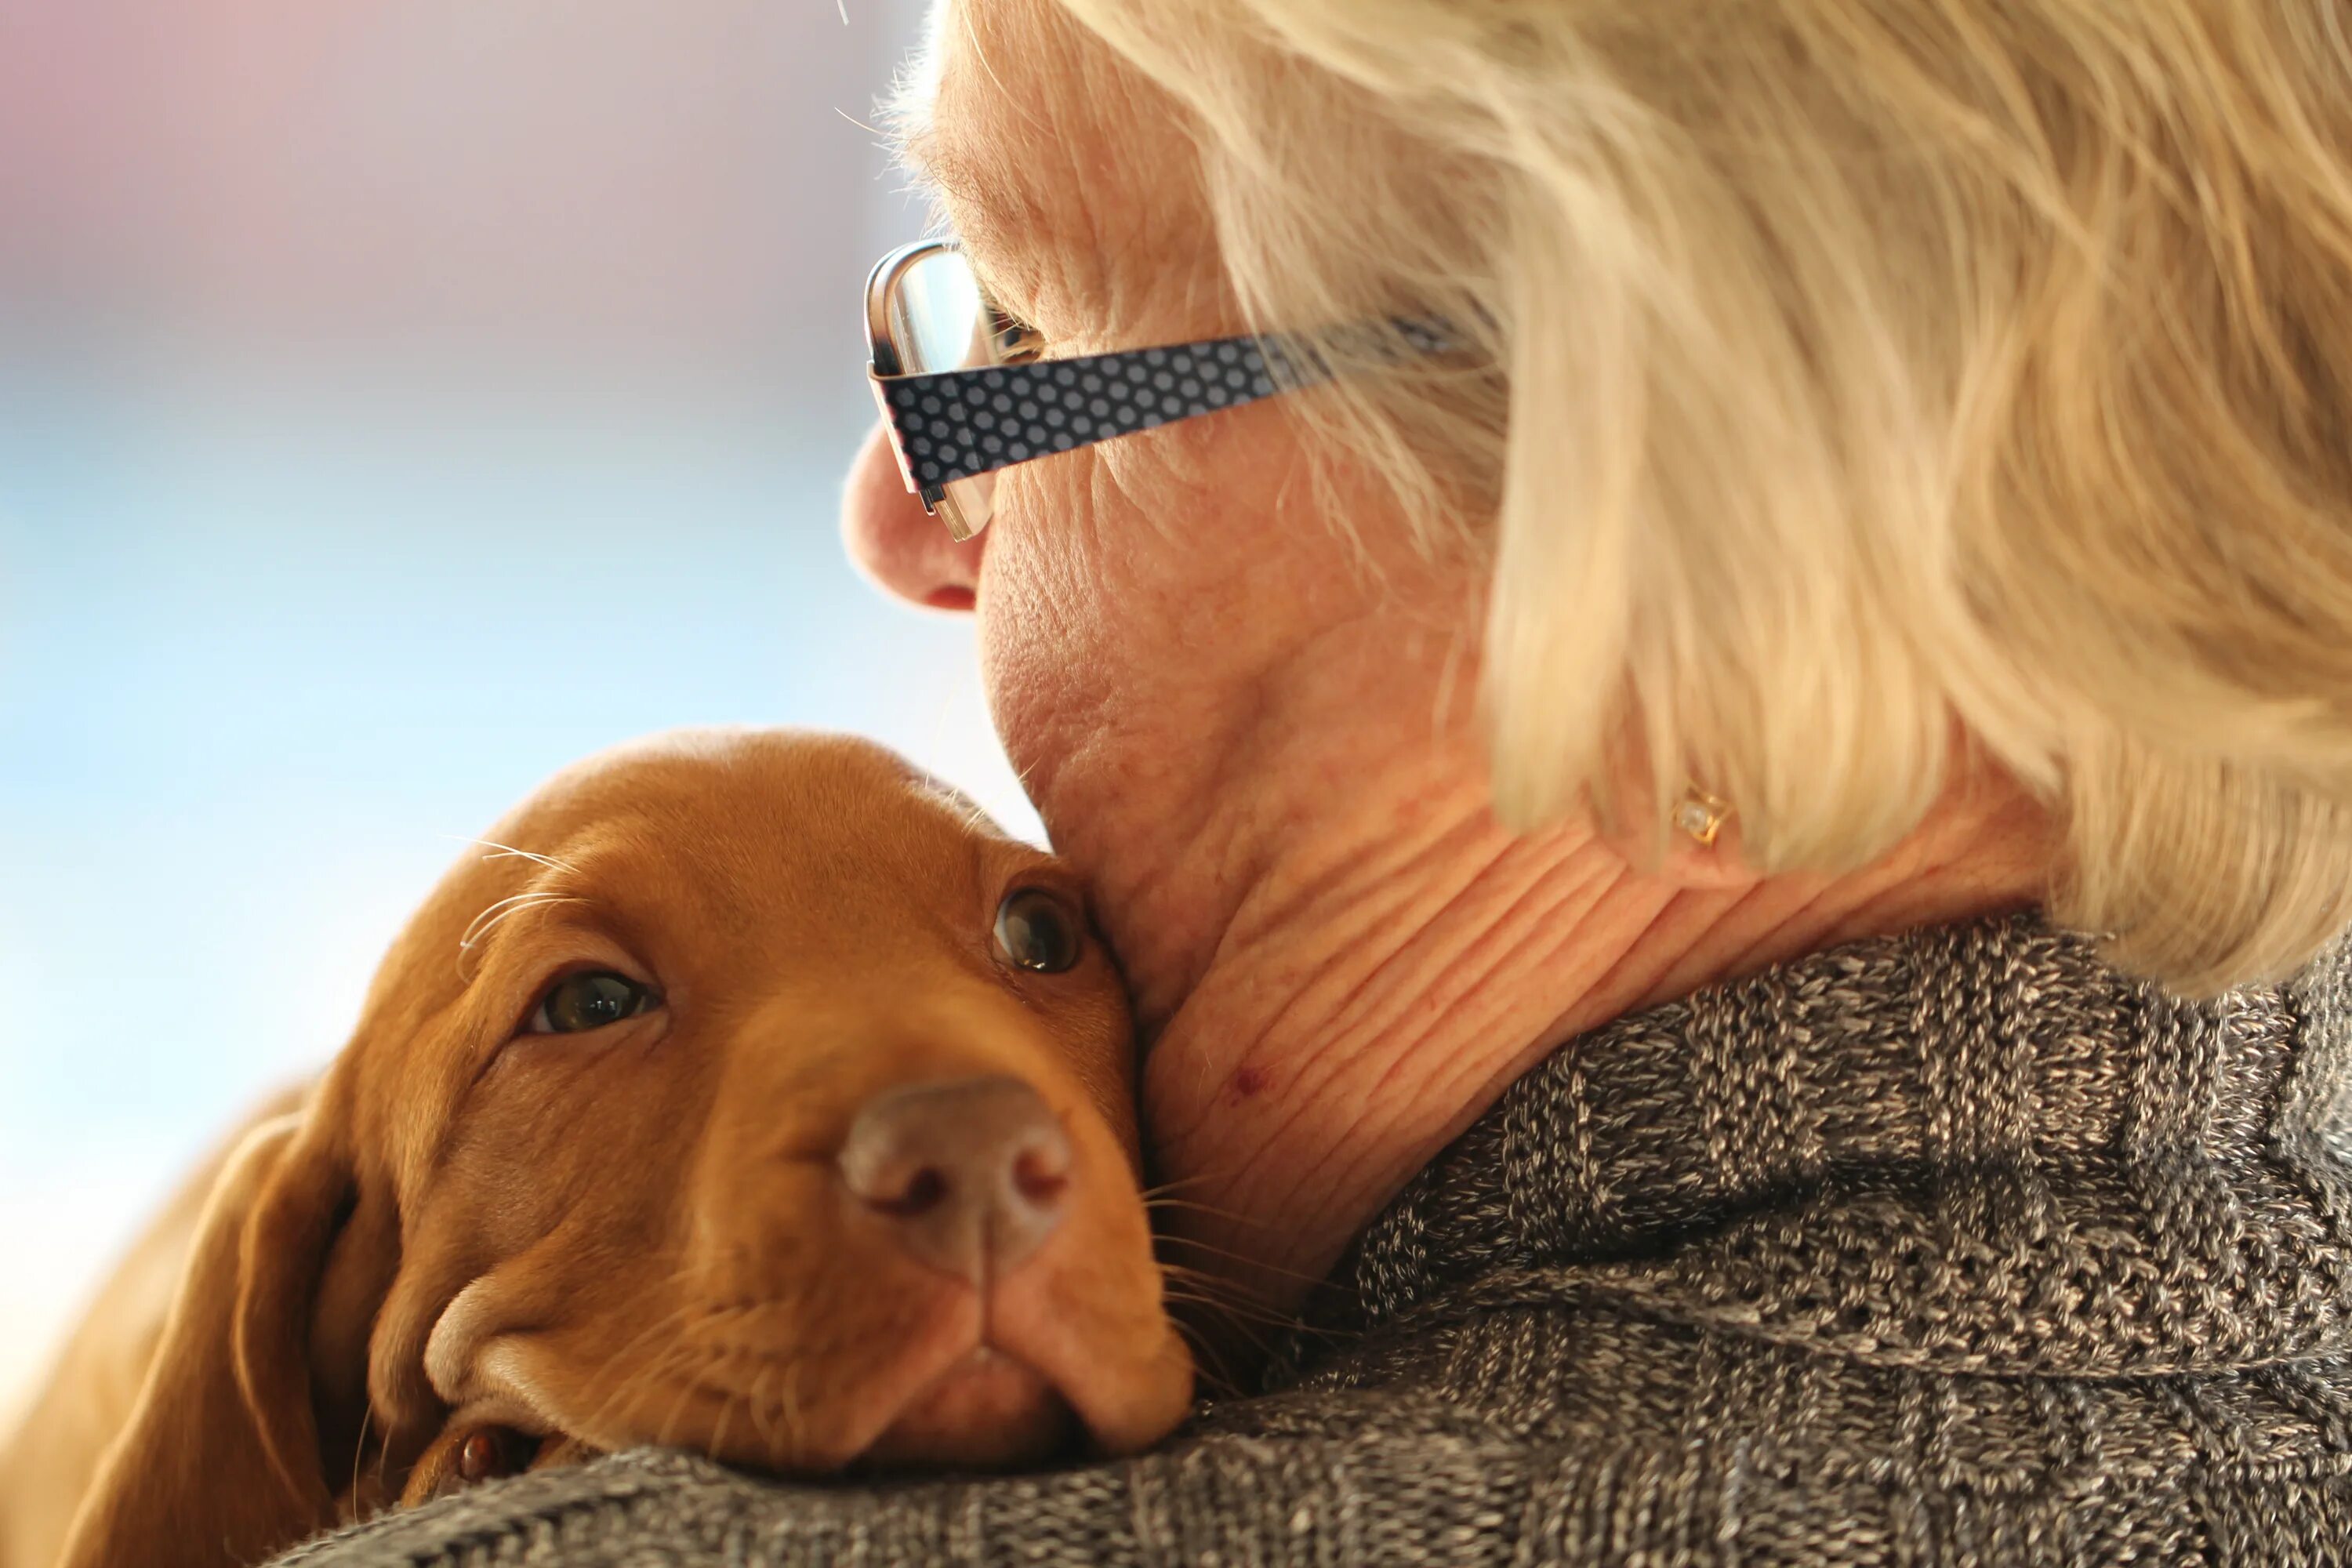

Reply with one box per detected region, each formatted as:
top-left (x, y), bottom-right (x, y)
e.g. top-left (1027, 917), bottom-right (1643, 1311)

top-left (0, 0), bottom-right (1014, 1412)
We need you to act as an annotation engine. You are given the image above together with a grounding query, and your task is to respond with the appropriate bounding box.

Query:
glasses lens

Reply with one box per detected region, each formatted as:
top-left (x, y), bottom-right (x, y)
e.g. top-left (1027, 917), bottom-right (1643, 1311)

top-left (885, 247), bottom-right (998, 537)
top-left (888, 248), bottom-right (993, 376)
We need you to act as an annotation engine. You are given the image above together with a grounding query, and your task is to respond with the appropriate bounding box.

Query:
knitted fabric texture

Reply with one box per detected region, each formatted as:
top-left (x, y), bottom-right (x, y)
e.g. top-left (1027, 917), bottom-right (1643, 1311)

top-left (270, 913), bottom-right (2352, 1566)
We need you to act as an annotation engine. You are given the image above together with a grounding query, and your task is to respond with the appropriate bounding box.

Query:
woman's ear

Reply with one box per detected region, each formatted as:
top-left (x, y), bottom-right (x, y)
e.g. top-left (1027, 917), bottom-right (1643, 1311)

top-left (58, 1107), bottom-right (384, 1568)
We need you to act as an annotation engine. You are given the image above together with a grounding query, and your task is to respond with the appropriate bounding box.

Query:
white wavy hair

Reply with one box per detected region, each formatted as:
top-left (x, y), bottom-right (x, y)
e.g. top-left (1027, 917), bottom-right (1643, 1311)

top-left (1020, 0), bottom-right (2352, 993)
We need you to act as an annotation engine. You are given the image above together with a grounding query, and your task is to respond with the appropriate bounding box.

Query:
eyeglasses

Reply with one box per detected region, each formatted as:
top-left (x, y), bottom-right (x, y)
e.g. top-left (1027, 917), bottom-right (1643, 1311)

top-left (863, 239), bottom-right (1454, 540)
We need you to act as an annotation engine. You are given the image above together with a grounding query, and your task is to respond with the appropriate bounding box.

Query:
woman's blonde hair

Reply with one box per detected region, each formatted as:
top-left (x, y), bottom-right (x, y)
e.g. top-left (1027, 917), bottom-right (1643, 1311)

top-left (1048, 0), bottom-right (2352, 992)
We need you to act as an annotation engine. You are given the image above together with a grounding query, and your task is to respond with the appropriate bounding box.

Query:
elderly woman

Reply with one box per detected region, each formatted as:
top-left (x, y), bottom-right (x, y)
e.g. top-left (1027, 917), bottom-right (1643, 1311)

top-left (289, 1), bottom-right (2352, 1562)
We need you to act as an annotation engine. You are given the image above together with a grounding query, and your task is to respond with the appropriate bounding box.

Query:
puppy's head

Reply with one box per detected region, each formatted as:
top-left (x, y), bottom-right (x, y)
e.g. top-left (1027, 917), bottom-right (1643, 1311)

top-left (67, 729), bottom-right (1192, 1568)
top-left (346, 729), bottom-right (1193, 1475)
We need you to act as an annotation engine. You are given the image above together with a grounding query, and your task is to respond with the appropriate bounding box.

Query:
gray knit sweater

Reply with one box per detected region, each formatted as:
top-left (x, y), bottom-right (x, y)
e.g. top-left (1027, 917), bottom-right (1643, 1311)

top-left (272, 914), bottom-right (2352, 1565)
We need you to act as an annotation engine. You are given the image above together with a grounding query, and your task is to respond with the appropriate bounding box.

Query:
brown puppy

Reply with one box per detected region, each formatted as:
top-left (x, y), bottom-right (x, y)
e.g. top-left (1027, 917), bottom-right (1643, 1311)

top-left (16, 729), bottom-right (1191, 1568)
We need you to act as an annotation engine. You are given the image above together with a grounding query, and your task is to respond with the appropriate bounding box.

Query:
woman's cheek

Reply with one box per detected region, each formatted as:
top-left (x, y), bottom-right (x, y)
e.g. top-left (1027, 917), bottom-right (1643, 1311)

top-left (973, 417), bottom-right (1325, 796)
top-left (975, 467), bottom-right (1133, 780)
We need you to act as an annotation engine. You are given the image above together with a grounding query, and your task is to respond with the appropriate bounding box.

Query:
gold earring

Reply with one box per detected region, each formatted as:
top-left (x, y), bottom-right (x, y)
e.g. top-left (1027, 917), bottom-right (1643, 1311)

top-left (1672, 785), bottom-right (1733, 848)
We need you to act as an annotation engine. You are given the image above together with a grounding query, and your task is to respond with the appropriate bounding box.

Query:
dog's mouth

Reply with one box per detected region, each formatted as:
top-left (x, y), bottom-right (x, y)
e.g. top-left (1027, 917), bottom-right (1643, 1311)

top-left (433, 1272), bottom-right (1189, 1478)
top-left (825, 1269), bottom-right (1179, 1472)
top-left (855, 1344), bottom-right (1077, 1470)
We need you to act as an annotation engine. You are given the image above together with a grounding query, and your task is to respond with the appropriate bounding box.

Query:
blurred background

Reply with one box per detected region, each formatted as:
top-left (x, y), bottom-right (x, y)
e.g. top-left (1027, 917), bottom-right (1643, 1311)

top-left (0, 0), bottom-right (1014, 1415)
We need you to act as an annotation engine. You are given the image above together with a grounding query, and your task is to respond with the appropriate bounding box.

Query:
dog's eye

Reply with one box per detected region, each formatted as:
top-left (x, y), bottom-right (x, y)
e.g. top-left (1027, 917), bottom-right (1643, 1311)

top-left (526, 971), bottom-right (658, 1034)
top-left (993, 887), bottom-right (1082, 974)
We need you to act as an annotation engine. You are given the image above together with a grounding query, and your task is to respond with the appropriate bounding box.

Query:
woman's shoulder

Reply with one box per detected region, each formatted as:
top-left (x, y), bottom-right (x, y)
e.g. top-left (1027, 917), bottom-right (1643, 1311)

top-left (273, 1310), bottom-right (2352, 1568)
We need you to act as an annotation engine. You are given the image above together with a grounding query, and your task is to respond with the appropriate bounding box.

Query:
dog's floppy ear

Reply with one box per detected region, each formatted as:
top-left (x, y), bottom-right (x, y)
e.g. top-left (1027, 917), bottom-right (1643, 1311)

top-left (58, 1105), bottom-right (380, 1568)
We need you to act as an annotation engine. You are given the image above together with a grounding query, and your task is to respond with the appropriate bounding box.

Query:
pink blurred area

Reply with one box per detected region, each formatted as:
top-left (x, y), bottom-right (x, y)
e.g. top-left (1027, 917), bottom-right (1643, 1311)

top-left (0, 0), bottom-right (972, 1421)
top-left (0, 0), bottom-right (924, 383)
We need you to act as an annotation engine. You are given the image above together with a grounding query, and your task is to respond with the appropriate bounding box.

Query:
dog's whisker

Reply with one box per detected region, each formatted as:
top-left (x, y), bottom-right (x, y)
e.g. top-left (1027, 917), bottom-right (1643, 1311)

top-left (956, 789), bottom-right (996, 838)
top-left (453, 895), bottom-right (586, 982)
top-left (1157, 1259), bottom-right (1267, 1292)
top-left (1160, 1282), bottom-right (1296, 1326)
top-left (1156, 1234), bottom-right (1338, 1290)
top-left (345, 1399), bottom-right (376, 1515)
top-left (1142, 1196), bottom-right (1264, 1228)
top-left (1136, 1170), bottom-right (1238, 1200)
top-left (746, 1363), bottom-right (783, 1455)
top-left (456, 893), bottom-right (579, 953)
top-left (1160, 1261), bottom-right (1340, 1324)
top-left (1143, 1199), bottom-right (1273, 1234)
top-left (1157, 1281), bottom-right (1270, 1320)
top-left (571, 1301), bottom-right (703, 1443)
top-left (1157, 1272), bottom-right (1284, 1328)
top-left (1160, 1301), bottom-right (1283, 1366)
top-left (444, 836), bottom-right (583, 877)
top-left (707, 1389), bottom-right (738, 1465)
top-left (590, 1298), bottom-right (708, 1428)
top-left (1158, 1281), bottom-right (1307, 1337)
top-left (1166, 1319), bottom-right (1247, 1397)
top-left (651, 1344), bottom-right (706, 1453)
top-left (778, 1355), bottom-right (808, 1460)
top-left (459, 889), bottom-right (554, 924)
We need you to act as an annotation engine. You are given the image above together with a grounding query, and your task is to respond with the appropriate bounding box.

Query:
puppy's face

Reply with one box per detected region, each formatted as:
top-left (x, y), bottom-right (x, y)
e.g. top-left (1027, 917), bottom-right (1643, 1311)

top-left (323, 731), bottom-right (1190, 1480)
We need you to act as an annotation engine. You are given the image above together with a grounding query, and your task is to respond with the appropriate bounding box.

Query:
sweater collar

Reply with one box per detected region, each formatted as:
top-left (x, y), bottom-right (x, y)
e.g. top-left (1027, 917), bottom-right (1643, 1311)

top-left (1325, 912), bottom-right (2352, 1378)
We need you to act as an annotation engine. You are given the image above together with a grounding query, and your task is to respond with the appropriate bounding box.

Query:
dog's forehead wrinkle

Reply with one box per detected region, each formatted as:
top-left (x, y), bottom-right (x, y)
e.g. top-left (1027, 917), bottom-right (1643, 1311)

top-left (478, 732), bottom-right (1023, 916)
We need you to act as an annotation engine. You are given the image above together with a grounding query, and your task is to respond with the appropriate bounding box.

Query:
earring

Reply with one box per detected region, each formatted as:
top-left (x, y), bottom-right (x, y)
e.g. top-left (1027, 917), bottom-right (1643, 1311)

top-left (1672, 785), bottom-right (1733, 848)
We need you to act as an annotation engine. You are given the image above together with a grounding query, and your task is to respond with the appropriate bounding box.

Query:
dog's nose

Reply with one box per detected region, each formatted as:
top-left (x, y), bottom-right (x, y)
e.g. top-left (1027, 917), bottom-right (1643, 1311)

top-left (837, 1076), bottom-right (1073, 1282)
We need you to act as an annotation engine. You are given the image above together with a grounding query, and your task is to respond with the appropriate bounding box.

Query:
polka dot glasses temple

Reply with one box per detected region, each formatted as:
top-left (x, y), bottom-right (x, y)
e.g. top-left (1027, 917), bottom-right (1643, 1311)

top-left (863, 240), bottom-right (1454, 541)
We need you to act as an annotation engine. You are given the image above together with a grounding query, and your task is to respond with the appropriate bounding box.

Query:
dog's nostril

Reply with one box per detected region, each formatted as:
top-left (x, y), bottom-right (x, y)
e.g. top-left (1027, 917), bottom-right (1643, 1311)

top-left (871, 1164), bottom-right (949, 1219)
top-left (839, 1074), bottom-right (1075, 1283)
top-left (1012, 1147), bottom-right (1069, 1205)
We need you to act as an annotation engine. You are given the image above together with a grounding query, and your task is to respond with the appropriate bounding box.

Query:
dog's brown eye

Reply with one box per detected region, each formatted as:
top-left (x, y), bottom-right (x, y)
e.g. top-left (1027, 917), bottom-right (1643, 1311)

top-left (994, 887), bottom-right (1082, 974)
top-left (527, 971), bottom-right (657, 1034)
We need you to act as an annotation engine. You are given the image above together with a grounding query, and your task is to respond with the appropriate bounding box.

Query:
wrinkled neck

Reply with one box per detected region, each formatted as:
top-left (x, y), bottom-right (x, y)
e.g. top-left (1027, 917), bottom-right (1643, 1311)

top-left (1134, 756), bottom-right (2050, 1362)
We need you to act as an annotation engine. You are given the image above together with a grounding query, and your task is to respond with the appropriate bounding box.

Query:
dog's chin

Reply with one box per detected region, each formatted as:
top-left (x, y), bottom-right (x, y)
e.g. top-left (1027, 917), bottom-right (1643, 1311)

top-left (855, 1347), bottom-right (1078, 1471)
